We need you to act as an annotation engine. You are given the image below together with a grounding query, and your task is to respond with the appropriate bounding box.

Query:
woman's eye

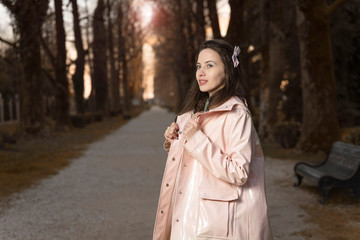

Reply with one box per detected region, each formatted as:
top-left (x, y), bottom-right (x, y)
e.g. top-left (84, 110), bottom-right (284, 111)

top-left (196, 65), bottom-right (201, 69)
top-left (207, 64), bottom-right (213, 68)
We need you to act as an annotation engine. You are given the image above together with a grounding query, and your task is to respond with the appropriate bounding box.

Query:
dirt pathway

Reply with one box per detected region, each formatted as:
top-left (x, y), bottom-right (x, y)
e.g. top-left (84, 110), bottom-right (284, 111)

top-left (0, 106), bottom-right (321, 239)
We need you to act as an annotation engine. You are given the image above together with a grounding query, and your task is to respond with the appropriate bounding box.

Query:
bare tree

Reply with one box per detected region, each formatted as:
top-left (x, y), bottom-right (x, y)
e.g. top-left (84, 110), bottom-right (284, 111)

top-left (70, 0), bottom-right (86, 115)
top-left (172, 0), bottom-right (194, 108)
top-left (117, 0), bottom-right (129, 114)
top-left (225, 0), bottom-right (247, 46)
top-left (150, 0), bottom-right (206, 111)
top-left (207, 0), bottom-right (221, 39)
top-left (256, 0), bottom-right (271, 141)
top-left (106, 0), bottom-right (120, 114)
top-left (224, 0), bottom-right (255, 104)
top-left (258, 0), bottom-right (292, 140)
top-left (1, 0), bottom-right (49, 133)
top-left (84, 0), bottom-right (96, 114)
top-left (40, 0), bottom-right (70, 127)
top-left (296, 0), bottom-right (348, 152)
top-left (151, 2), bottom-right (179, 109)
top-left (54, 0), bottom-right (69, 127)
top-left (93, 0), bottom-right (108, 114)
top-left (117, 0), bottom-right (148, 114)
top-left (195, 0), bottom-right (206, 45)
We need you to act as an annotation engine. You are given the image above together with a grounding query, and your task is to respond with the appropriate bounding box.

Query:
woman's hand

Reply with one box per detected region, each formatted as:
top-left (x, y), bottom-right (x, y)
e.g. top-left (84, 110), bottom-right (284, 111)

top-left (164, 122), bottom-right (179, 143)
top-left (183, 113), bottom-right (201, 141)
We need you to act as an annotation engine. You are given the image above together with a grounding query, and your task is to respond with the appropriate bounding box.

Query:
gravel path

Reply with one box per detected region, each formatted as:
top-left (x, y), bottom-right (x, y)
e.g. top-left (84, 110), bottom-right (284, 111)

top-left (0, 106), bottom-right (319, 239)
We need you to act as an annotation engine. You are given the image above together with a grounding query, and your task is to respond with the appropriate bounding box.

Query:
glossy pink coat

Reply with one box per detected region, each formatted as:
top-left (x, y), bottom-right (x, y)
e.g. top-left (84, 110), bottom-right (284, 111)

top-left (153, 97), bottom-right (273, 240)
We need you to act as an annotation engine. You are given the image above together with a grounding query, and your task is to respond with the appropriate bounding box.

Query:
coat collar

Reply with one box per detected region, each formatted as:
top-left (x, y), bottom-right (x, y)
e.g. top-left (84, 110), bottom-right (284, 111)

top-left (207, 96), bottom-right (248, 113)
top-left (179, 96), bottom-right (249, 122)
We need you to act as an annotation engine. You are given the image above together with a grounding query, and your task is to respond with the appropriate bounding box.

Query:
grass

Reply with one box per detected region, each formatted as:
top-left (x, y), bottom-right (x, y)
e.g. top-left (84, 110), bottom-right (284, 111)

top-left (0, 107), bottom-right (145, 199)
top-left (262, 141), bottom-right (360, 239)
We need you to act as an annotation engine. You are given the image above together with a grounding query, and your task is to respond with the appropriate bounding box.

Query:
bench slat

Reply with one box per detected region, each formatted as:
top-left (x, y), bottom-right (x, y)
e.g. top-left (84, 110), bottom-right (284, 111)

top-left (296, 164), bottom-right (356, 181)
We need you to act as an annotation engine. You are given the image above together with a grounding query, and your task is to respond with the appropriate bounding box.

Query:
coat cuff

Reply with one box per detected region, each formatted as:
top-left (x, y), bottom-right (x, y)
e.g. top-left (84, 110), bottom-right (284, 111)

top-left (184, 130), bottom-right (207, 153)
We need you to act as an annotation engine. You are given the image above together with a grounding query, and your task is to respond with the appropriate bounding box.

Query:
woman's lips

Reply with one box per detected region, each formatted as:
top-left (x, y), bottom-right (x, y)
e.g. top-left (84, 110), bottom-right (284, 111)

top-left (199, 79), bottom-right (207, 85)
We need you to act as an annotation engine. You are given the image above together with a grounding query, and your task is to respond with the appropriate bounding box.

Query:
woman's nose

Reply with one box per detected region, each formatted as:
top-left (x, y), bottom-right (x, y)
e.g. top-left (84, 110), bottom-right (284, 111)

top-left (198, 68), bottom-right (205, 76)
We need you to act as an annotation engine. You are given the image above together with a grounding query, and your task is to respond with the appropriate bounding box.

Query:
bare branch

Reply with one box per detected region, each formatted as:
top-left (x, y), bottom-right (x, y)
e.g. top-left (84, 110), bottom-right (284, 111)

top-left (327, 0), bottom-right (349, 16)
top-left (41, 67), bottom-right (56, 88)
top-left (40, 36), bottom-right (56, 67)
top-left (0, 36), bottom-right (18, 48)
top-left (41, 66), bottom-right (69, 93)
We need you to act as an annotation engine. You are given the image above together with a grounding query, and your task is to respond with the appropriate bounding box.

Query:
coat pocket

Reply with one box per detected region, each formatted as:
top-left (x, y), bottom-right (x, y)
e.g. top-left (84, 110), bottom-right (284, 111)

top-left (196, 188), bottom-right (238, 239)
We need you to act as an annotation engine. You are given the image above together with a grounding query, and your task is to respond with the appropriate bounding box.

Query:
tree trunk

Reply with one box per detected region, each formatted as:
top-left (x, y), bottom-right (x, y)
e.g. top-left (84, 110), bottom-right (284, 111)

top-left (70, 0), bottom-right (85, 115)
top-left (184, 0), bottom-right (198, 78)
top-left (2, 0), bottom-right (49, 133)
top-left (195, 0), bottom-right (206, 45)
top-left (296, 0), bottom-right (345, 152)
top-left (93, 0), bottom-right (108, 114)
top-left (225, 0), bottom-right (247, 46)
top-left (225, 0), bottom-right (250, 99)
top-left (266, 37), bottom-right (285, 135)
top-left (258, 0), bottom-right (270, 138)
top-left (54, 0), bottom-right (70, 127)
top-left (107, 0), bottom-right (120, 114)
top-left (84, 0), bottom-right (96, 114)
top-left (117, 2), bottom-right (130, 115)
top-left (259, 0), bottom-right (286, 140)
top-left (207, 0), bottom-right (221, 39)
top-left (174, 0), bottom-right (191, 111)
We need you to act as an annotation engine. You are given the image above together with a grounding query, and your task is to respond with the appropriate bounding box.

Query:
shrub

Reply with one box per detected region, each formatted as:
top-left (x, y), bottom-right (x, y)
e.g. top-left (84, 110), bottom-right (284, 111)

top-left (70, 114), bottom-right (85, 128)
top-left (93, 112), bottom-right (103, 122)
top-left (274, 121), bottom-right (301, 149)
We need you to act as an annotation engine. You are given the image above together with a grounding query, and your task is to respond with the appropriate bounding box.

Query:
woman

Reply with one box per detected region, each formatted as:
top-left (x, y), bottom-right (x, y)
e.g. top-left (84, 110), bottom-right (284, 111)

top-left (153, 39), bottom-right (272, 240)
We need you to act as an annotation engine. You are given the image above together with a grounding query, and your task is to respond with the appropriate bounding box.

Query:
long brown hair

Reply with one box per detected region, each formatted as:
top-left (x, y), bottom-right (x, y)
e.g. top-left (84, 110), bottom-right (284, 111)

top-left (179, 39), bottom-right (246, 114)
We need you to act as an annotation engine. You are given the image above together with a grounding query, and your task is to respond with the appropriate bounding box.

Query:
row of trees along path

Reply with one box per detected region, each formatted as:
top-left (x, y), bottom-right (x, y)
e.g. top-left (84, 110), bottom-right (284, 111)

top-left (1, 0), bottom-right (359, 154)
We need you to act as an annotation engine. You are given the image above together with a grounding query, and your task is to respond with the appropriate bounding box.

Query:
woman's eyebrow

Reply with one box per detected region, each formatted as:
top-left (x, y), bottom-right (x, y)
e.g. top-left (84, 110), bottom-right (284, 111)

top-left (197, 60), bottom-right (216, 64)
top-left (205, 60), bottom-right (216, 64)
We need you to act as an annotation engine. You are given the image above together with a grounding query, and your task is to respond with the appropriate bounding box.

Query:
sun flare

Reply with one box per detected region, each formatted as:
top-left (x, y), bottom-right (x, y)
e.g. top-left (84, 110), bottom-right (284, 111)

top-left (140, 2), bottom-right (153, 27)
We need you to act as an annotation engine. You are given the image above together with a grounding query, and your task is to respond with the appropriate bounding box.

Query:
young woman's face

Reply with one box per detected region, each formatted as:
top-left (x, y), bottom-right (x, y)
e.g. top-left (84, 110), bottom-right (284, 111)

top-left (196, 48), bottom-right (226, 97)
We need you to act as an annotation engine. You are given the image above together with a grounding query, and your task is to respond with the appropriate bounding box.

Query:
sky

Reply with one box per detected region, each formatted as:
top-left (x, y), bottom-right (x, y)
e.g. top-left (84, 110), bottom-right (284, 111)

top-left (217, 0), bottom-right (230, 36)
top-left (0, 5), bottom-right (13, 48)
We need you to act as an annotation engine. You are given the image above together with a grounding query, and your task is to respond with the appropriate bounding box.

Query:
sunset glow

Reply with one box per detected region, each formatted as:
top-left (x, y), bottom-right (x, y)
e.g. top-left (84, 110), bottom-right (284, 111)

top-left (140, 2), bottom-right (154, 27)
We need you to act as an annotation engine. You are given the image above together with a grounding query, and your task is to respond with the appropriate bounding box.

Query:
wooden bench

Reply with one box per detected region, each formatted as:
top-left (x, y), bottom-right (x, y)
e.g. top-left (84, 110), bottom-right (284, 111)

top-left (294, 141), bottom-right (360, 204)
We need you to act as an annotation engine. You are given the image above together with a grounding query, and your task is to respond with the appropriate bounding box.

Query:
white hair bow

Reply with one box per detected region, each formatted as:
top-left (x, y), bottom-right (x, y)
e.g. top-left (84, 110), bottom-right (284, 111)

top-left (232, 46), bottom-right (240, 67)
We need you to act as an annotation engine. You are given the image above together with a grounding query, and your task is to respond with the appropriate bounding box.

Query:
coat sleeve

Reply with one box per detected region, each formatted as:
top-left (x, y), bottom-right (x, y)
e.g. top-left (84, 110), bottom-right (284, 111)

top-left (184, 109), bottom-right (253, 186)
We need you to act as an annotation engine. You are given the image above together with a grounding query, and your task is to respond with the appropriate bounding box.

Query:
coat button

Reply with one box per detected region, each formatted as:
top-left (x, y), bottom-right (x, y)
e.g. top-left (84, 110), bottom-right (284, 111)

top-left (179, 191), bottom-right (182, 194)
top-left (160, 210), bottom-right (164, 214)
top-left (172, 157), bottom-right (175, 161)
top-left (176, 219), bottom-right (179, 222)
top-left (166, 183), bottom-right (169, 187)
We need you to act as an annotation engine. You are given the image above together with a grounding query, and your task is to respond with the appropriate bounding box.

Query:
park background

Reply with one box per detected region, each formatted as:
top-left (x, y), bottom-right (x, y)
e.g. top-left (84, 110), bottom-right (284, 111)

top-left (0, 0), bottom-right (359, 239)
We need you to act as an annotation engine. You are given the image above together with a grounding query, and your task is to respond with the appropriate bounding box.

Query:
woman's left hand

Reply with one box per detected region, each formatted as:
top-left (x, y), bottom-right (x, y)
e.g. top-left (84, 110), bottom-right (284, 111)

top-left (183, 113), bottom-right (201, 141)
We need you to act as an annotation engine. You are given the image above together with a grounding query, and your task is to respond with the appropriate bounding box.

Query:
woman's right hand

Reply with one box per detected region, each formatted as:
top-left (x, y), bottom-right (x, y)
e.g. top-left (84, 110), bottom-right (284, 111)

top-left (164, 122), bottom-right (179, 143)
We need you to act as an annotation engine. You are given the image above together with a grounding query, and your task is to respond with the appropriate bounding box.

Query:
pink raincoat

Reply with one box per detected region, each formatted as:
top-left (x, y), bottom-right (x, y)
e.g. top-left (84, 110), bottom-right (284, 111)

top-left (153, 96), bottom-right (273, 240)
